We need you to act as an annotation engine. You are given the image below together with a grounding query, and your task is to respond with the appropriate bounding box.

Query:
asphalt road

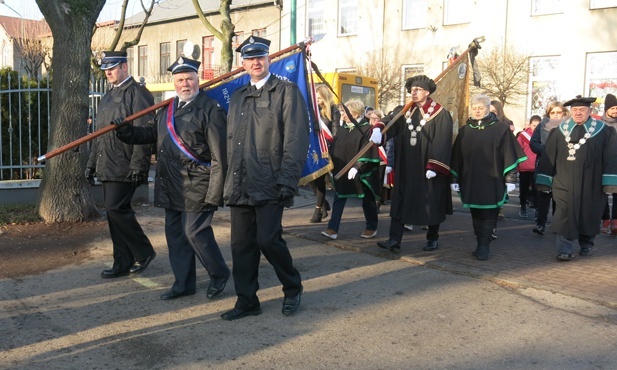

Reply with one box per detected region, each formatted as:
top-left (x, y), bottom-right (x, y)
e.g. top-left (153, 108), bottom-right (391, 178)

top-left (1, 188), bottom-right (617, 369)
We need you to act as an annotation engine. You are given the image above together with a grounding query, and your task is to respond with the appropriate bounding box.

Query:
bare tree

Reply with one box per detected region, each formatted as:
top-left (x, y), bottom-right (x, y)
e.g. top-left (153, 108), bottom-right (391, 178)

top-left (474, 44), bottom-right (530, 106)
top-left (13, 20), bottom-right (51, 78)
top-left (192, 0), bottom-right (235, 74)
top-left (90, 0), bottom-right (159, 76)
top-left (349, 46), bottom-right (410, 110)
top-left (36, 0), bottom-right (105, 222)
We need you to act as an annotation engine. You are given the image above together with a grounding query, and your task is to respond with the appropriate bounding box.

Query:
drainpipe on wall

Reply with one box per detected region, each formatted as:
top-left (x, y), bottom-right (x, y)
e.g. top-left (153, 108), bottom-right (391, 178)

top-left (290, 0), bottom-right (296, 44)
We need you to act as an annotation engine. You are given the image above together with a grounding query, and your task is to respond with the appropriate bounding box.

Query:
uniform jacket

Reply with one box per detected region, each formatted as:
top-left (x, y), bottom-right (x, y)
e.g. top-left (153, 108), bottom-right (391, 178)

top-left (87, 77), bottom-right (153, 181)
top-left (224, 75), bottom-right (309, 207)
top-left (116, 91), bottom-right (227, 212)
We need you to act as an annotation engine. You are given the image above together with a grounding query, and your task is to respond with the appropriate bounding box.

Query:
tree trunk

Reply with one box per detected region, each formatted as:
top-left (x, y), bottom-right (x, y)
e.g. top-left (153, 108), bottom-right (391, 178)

top-left (36, 0), bottom-right (105, 222)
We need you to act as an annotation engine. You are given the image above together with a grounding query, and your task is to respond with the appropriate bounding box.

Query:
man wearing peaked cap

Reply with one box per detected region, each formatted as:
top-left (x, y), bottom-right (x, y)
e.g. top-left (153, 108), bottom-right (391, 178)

top-left (236, 36), bottom-right (271, 59)
top-left (114, 55), bottom-right (230, 301)
top-left (377, 74), bottom-right (453, 254)
top-left (536, 95), bottom-right (617, 261)
top-left (600, 94), bottom-right (617, 235)
top-left (167, 56), bottom-right (200, 74)
top-left (221, 35), bottom-right (309, 320)
top-left (100, 50), bottom-right (127, 70)
top-left (87, 51), bottom-right (157, 279)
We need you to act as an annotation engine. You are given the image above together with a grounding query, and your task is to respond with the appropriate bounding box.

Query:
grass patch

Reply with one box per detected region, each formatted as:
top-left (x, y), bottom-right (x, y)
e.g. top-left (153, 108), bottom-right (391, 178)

top-left (0, 204), bottom-right (42, 226)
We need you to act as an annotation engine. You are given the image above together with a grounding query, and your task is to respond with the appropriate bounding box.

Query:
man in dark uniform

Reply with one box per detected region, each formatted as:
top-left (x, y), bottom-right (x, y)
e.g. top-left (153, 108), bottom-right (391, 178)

top-left (86, 51), bottom-right (156, 278)
top-left (115, 57), bottom-right (230, 300)
top-left (536, 95), bottom-right (617, 261)
top-left (221, 36), bottom-right (309, 320)
top-left (377, 75), bottom-right (453, 253)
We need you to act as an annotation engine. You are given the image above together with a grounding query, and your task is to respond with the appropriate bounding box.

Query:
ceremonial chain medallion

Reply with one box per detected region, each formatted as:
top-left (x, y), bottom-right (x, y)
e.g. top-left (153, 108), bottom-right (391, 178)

top-left (408, 101), bottom-right (436, 146)
top-left (562, 120), bottom-right (596, 161)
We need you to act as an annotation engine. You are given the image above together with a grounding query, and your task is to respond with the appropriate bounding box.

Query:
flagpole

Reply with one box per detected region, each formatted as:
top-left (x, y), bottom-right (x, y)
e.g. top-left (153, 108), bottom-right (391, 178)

top-left (36, 36), bottom-right (322, 163)
top-left (333, 37), bottom-right (483, 181)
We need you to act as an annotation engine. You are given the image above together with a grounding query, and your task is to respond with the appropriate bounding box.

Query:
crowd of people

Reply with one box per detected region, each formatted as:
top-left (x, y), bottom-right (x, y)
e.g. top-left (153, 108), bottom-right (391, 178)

top-left (85, 37), bottom-right (617, 321)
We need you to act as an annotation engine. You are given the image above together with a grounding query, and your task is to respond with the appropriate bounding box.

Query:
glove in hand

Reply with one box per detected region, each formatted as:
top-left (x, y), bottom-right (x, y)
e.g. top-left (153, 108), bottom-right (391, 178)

top-left (348, 167), bottom-right (358, 180)
top-left (426, 170), bottom-right (436, 179)
top-left (111, 117), bottom-right (126, 126)
top-left (450, 183), bottom-right (460, 192)
top-left (369, 129), bottom-right (382, 144)
top-left (131, 170), bottom-right (147, 187)
top-left (506, 183), bottom-right (516, 193)
top-left (385, 166), bottom-right (393, 175)
top-left (278, 185), bottom-right (295, 202)
top-left (85, 168), bottom-right (96, 185)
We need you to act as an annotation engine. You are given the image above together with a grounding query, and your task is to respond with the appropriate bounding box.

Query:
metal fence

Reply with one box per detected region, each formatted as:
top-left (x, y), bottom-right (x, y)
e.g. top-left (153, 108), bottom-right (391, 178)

top-left (0, 73), bottom-right (107, 180)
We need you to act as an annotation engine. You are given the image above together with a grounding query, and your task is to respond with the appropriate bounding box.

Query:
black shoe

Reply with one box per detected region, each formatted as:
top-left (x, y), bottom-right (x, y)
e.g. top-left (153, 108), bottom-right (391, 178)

top-left (422, 240), bottom-right (439, 251)
top-left (221, 306), bottom-right (262, 321)
top-left (206, 278), bottom-right (228, 299)
top-left (282, 288), bottom-right (303, 316)
top-left (101, 269), bottom-right (129, 279)
top-left (322, 200), bottom-right (330, 219)
top-left (377, 239), bottom-right (400, 253)
top-left (533, 225), bottom-right (545, 235)
top-left (130, 252), bottom-right (156, 274)
top-left (579, 248), bottom-right (592, 256)
top-left (160, 289), bottom-right (196, 300)
top-left (556, 253), bottom-right (572, 261)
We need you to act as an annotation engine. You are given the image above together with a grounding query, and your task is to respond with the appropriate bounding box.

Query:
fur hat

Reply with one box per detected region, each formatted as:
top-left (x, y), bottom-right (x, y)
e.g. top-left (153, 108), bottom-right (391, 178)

top-left (604, 94), bottom-right (617, 112)
top-left (405, 75), bottom-right (436, 94)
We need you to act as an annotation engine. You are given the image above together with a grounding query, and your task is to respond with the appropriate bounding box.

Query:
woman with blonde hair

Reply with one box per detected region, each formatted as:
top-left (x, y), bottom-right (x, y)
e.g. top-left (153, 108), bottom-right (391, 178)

top-left (308, 85), bottom-right (340, 223)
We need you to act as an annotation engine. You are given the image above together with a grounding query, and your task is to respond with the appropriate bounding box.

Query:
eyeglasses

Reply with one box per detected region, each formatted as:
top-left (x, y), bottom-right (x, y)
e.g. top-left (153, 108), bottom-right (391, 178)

top-left (550, 110), bottom-right (563, 115)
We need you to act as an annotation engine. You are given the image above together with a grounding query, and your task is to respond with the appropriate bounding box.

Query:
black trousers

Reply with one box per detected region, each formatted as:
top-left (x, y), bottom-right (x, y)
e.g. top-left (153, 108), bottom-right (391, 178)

top-left (518, 171), bottom-right (537, 210)
top-left (230, 203), bottom-right (302, 310)
top-left (389, 218), bottom-right (440, 244)
top-left (536, 191), bottom-right (554, 227)
top-left (103, 181), bottom-right (154, 272)
top-left (164, 209), bottom-right (230, 293)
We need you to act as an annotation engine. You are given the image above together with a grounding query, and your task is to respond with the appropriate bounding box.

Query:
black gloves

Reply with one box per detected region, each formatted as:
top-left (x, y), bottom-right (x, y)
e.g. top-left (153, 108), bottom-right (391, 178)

top-left (111, 117), bottom-right (126, 126)
top-left (278, 185), bottom-right (295, 202)
top-left (85, 168), bottom-right (95, 185)
top-left (131, 170), bottom-right (147, 187)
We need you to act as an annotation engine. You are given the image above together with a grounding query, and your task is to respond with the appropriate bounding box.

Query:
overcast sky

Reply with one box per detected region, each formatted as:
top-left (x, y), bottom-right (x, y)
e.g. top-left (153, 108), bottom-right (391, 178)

top-left (0, 0), bottom-right (143, 22)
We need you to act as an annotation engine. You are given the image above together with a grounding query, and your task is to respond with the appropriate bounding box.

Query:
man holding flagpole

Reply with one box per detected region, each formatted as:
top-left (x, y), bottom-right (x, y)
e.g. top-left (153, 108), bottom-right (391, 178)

top-left (221, 36), bottom-right (309, 321)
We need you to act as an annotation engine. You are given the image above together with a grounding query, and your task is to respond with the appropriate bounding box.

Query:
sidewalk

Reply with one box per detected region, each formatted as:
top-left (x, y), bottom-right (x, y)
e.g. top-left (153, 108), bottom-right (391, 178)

top-left (280, 187), bottom-right (617, 308)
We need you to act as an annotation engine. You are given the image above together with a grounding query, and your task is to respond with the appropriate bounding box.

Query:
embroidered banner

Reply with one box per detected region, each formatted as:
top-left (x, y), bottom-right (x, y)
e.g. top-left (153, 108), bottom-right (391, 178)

top-left (432, 51), bottom-right (471, 139)
top-left (205, 51), bottom-right (330, 185)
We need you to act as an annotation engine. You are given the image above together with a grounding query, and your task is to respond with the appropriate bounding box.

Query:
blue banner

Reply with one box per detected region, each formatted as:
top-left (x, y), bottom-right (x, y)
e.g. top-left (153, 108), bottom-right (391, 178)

top-left (204, 51), bottom-right (331, 185)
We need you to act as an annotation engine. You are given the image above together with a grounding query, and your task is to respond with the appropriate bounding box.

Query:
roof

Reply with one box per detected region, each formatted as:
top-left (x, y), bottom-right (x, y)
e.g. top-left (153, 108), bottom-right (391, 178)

top-left (0, 15), bottom-right (50, 39)
top-left (124, 0), bottom-right (274, 26)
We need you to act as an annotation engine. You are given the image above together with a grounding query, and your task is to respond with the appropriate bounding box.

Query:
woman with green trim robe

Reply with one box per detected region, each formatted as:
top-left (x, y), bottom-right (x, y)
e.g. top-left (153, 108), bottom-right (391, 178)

top-left (536, 96), bottom-right (617, 261)
top-left (450, 94), bottom-right (526, 260)
top-left (321, 99), bottom-right (383, 240)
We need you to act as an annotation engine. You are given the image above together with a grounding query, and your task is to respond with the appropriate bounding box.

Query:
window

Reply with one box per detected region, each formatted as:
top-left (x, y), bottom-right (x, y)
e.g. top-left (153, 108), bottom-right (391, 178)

top-left (202, 36), bottom-right (215, 80)
top-left (126, 47), bottom-right (134, 76)
top-left (527, 56), bottom-right (561, 118)
top-left (402, 0), bottom-right (427, 30)
top-left (232, 32), bottom-right (244, 68)
top-left (339, 0), bottom-right (358, 36)
top-left (531, 0), bottom-right (564, 16)
top-left (401, 64), bottom-right (424, 104)
top-left (252, 28), bottom-right (266, 38)
top-left (586, 52), bottom-right (617, 112)
top-left (590, 0), bottom-right (617, 8)
top-left (160, 42), bottom-right (170, 75)
top-left (443, 0), bottom-right (472, 25)
top-left (138, 45), bottom-right (148, 77)
top-left (176, 39), bottom-right (186, 58)
top-left (307, 0), bottom-right (324, 36)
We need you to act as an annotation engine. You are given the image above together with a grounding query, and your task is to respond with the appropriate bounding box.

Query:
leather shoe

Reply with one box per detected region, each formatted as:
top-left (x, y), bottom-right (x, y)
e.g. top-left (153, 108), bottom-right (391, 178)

top-left (282, 288), bottom-right (302, 316)
top-left (101, 269), bottom-right (129, 279)
top-left (160, 289), bottom-right (196, 300)
top-left (377, 239), bottom-right (400, 253)
top-left (130, 252), bottom-right (156, 274)
top-left (423, 240), bottom-right (439, 251)
top-left (206, 278), bottom-right (228, 299)
top-left (221, 306), bottom-right (262, 321)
